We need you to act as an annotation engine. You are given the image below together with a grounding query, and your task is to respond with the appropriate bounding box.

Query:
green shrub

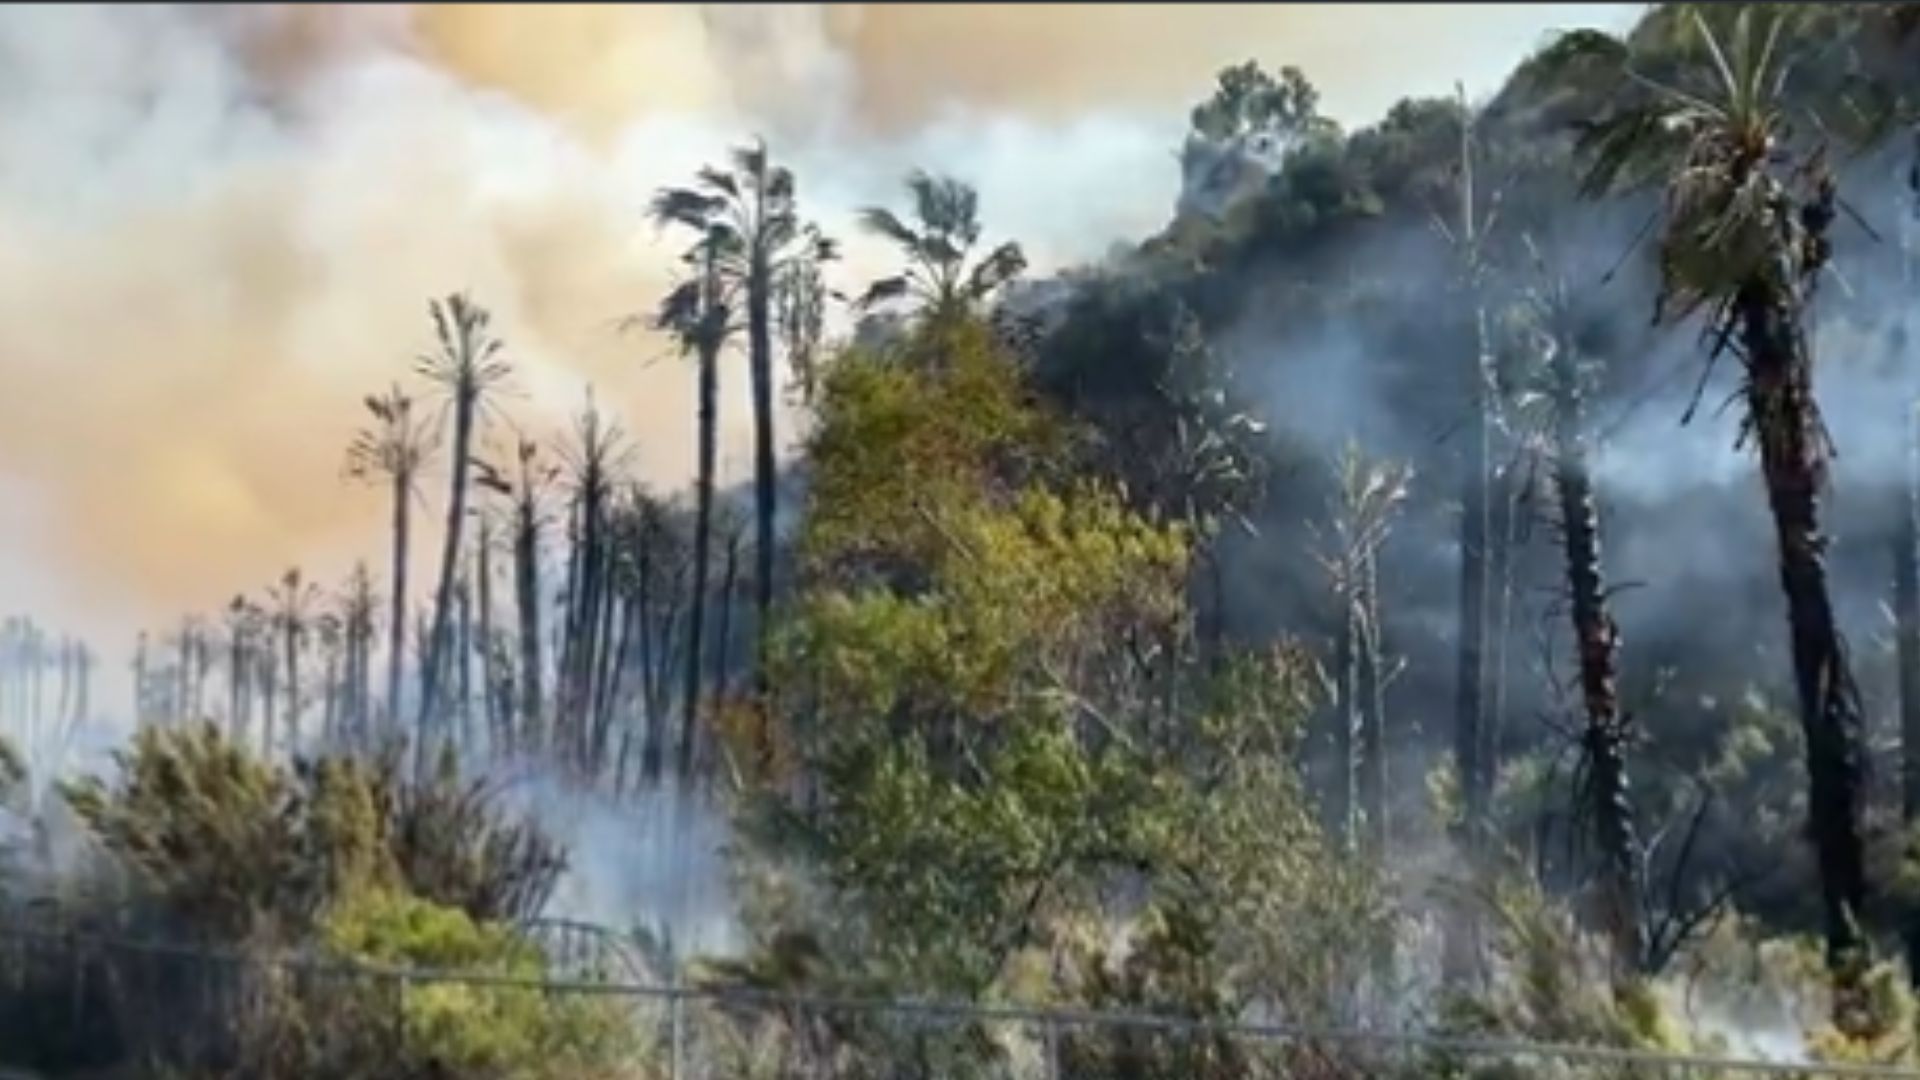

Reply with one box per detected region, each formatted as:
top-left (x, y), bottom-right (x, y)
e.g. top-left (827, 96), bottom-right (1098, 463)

top-left (320, 887), bottom-right (646, 1079)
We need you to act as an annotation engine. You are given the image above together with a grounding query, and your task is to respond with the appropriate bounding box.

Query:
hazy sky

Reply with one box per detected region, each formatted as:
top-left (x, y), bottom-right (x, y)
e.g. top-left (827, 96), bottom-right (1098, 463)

top-left (0, 3), bottom-right (1644, 668)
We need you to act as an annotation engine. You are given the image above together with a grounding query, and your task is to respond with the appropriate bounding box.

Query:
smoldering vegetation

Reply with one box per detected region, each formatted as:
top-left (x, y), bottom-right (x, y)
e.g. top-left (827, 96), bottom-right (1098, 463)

top-left (11, 3), bottom-right (1920, 1079)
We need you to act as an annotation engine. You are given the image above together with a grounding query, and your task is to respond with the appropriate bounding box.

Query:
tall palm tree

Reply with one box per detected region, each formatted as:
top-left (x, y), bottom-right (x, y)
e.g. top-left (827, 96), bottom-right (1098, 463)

top-left (1577, 7), bottom-right (1869, 983)
top-left (341, 563), bottom-right (379, 752)
top-left (556, 392), bottom-right (628, 775)
top-left (1517, 249), bottom-right (1646, 977)
top-left (269, 567), bottom-right (320, 758)
top-left (501, 437), bottom-right (555, 753)
top-left (1899, 123), bottom-right (1920, 988)
top-left (855, 170), bottom-right (1027, 324)
top-left (345, 384), bottom-right (437, 740)
top-left (414, 294), bottom-right (512, 763)
top-left (651, 225), bottom-right (738, 786)
top-left (652, 143), bottom-right (832, 686)
top-left (1433, 82), bottom-right (1500, 989)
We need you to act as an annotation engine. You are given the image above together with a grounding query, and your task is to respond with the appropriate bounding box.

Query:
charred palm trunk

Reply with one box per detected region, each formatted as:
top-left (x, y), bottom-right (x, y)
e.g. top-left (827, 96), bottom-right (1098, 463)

top-left (748, 248), bottom-right (777, 701)
top-left (1740, 281), bottom-right (1869, 976)
top-left (456, 571), bottom-right (473, 760)
top-left (388, 464), bottom-right (410, 743)
top-left (591, 566), bottom-right (623, 779)
top-left (1549, 323), bottom-right (1644, 974)
top-left (566, 487), bottom-right (608, 774)
top-left (1444, 94), bottom-right (1494, 985)
top-left (418, 384), bottom-right (478, 764)
top-left (282, 615), bottom-right (301, 756)
top-left (638, 534), bottom-right (663, 787)
top-left (712, 526), bottom-right (742, 723)
top-left (684, 260), bottom-right (720, 788)
top-left (515, 491), bottom-right (543, 754)
top-left (1899, 153), bottom-right (1920, 987)
top-left (653, 580), bottom-right (686, 774)
top-left (1445, 309), bottom-right (1494, 987)
top-left (1895, 380), bottom-right (1920, 989)
top-left (614, 589), bottom-right (646, 782)
top-left (558, 507), bottom-right (583, 762)
top-left (476, 523), bottom-right (501, 759)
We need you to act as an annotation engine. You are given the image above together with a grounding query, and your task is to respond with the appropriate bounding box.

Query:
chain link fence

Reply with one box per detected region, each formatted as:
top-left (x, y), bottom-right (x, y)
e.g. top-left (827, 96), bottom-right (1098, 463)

top-left (3, 923), bottom-right (1918, 1079)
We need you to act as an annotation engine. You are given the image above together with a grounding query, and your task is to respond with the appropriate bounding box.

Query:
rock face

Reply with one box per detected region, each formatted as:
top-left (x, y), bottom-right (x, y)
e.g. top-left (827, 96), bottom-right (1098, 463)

top-left (1175, 129), bottom-right (1290, 223)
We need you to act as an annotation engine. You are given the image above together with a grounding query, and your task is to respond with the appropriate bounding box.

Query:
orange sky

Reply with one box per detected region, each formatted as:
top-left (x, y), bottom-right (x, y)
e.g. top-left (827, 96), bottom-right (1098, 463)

top-left (0, 3), bottom-right (1642, 665)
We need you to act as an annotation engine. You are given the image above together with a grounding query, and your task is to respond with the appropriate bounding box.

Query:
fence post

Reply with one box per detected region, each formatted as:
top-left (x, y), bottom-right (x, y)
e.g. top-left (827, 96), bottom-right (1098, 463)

top-left (669, 989), bottom-right (684, 1080)
top-left (394, 970), bottom-right (409, 1061)
top-left (1043, 1015), bottom-right (1060, 1080)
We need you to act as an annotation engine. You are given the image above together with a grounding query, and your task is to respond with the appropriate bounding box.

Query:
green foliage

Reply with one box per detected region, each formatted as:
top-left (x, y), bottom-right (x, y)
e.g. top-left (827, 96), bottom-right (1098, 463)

top-left (1189, 61), bottom-right (1338, 143)
top-left (60, 724), bottom-right (563, 942)
top-left (62, 724), bottom-right (315, 939)
top-left (319, 888), bottom-right (640, 1079)
top-left (367, 752), bottom-right (567, 924)
top-left (797, 315), bottom-right (1071, 583)
top-left (746, 311), bottom-right (1386, 1077)
top-left (855, 171), bottom-right (1027, 319)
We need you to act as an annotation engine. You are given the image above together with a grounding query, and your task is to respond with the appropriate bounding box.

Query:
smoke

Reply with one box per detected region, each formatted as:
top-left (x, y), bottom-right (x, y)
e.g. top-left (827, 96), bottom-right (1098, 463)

top-left (0, 3), bottom-right (1647, 740)
top-left (1196, 43), bottom-right (1920, 1004)
top-left (0, 1), bottom-right (1661, 961)
top-left (499, 766), bottom-right (742, 962)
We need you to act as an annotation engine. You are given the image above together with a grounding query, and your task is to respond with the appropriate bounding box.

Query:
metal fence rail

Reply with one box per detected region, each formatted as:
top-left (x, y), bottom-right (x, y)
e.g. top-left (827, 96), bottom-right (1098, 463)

top-left (1, 923), bottom-right (1915, 1079)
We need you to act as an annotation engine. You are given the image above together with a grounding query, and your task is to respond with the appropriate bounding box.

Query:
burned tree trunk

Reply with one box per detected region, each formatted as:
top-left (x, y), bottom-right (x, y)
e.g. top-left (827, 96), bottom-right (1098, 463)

top-left (388, 451), bottom-right (411, 743)
top-left (514, 453), bottom-right (544, 754)
top-left (1898, 145), bottom-right (1920, 987)
top-left (713, 524), bottom-right (743, 725)
top-left (1547, 315), bottom-right (1645, 974)
top-left (456, 570), bottom-right (473, 758)
top-left (684, 245), bottom-right (722, 789)
top-left (1740, 280), bottom-right (1868, 977)
top-left (1445, 308), bottom-right (1495, 987)
top-left (476, 520), bottom-right (499, 757)
top-left (1444, 87), bottom-right (1495, 988)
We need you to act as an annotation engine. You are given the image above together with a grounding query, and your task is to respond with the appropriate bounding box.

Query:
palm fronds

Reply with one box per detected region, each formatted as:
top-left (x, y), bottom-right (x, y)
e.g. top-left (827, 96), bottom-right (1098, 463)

top-left (855, 170), bottom-right (1026, 319)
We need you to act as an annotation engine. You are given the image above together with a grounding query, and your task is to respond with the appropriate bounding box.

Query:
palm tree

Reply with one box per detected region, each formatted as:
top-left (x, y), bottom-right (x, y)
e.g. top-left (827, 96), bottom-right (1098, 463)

top-left (341, 563), bottom-right (379, 752)
top-left (652, 143), bottom-right (832, 685)
top-left (1576, 7), bottom-right (1868, 984)
top-left (502, 437), bottom-right (555, 753)
top-left (269, 567), bottom-right (321, 757)
top-left (1433, 82), bottom-right (1499, 989)
top-left (345, 384), bottom-right (437, 740)
top-left (854, 170), bottom-right (1027, 325)
top-left (414, 294), bottom-right (512, 764)
top-left (556, 393), bottom-right (627, 776)
top-left (651, 225), bottom-right (738, 787)
top-left (1312, 444), bottom-right (1409, 858)
top-left (1517, 249), bottom-right (1646, 977)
